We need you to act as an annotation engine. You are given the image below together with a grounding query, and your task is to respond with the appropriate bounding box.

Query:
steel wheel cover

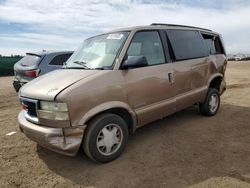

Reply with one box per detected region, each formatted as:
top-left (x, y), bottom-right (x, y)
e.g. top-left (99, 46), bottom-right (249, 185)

top-left (96, 123), bottom-right (123, 156)
top-left (209, 93), bottom-right (219, 113)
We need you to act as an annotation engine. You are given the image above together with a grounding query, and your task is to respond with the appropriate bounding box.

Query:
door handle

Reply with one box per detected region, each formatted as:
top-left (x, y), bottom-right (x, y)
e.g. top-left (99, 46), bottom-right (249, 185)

top-left (168, 72), bottom-right (174, 84)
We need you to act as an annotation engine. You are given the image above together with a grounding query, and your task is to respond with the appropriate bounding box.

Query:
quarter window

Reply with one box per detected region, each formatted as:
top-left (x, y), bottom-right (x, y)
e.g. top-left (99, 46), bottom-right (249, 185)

top-left (214, 37), bottom-right (224, 54)
top-left (202, 34), bottom-right (225, 55)
top-left (167, 30), bottom-right (209, 61)
top-left (202, 34), bottom-right (216, 54)
top-left (127, 31), bottom-right (165, 66)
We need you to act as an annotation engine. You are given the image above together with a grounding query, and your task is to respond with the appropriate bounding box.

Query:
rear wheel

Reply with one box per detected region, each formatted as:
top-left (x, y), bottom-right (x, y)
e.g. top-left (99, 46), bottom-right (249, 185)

top-left (83, 113), bottom-right (128, 163)
top-left (199, 88), bottom-right (220, 116)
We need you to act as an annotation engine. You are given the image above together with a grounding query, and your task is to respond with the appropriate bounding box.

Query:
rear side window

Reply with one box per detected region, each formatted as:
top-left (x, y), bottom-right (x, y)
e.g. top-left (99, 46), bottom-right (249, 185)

top-left (17, 55), bottom-right (41, 66)
top-left (49, 54), bottom-right (72, 66)
top-left (127, 31), bottom-right (165, 66)
top-left (167, 30), bottom-right (209, 61)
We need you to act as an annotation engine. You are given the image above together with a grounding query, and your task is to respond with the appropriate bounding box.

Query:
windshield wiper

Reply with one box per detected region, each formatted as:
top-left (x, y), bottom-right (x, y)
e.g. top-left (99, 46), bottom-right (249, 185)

top-left (65, 61), bottom-right (108, 70)
top-left (72, 61), bottom-right (92, 69)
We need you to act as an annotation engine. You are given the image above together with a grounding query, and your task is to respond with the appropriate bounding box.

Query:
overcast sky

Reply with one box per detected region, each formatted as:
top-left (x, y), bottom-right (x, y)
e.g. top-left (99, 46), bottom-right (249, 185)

top-left (0, 0), bottom-right (249, 55)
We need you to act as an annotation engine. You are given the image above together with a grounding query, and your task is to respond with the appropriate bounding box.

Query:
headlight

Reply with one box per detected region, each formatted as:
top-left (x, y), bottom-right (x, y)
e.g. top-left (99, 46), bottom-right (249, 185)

top-left (40, 101), bottom-right (68, 111)
top-left (38, 101), bottom-right (69, 121)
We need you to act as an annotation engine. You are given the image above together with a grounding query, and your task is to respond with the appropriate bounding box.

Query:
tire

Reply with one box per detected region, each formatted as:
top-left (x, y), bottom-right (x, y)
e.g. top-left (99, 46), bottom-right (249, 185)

top-left (83, 113), bottom-right (129, 163)
top-left (199, 88), bottom-right (220, 116)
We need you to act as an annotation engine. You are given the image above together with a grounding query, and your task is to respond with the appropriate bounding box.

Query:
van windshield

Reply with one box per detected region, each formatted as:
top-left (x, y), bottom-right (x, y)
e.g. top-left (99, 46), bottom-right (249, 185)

top-left (66, 32), bottom-right (129, 70)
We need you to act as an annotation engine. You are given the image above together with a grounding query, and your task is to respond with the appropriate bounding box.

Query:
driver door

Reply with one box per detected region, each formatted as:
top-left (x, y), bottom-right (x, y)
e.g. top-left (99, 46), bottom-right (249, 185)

top-left (122, 31), bottom-right (176, 126)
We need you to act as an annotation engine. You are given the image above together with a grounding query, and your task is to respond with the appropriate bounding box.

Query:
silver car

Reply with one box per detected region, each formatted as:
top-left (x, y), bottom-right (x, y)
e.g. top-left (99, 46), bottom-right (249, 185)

top-left (13, 51), bottom-right (73, 92)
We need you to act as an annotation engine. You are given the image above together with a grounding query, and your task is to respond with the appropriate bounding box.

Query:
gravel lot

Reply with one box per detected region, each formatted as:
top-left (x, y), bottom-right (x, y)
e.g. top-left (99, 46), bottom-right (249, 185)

top-left (0, 61), bottom-right (250, 188)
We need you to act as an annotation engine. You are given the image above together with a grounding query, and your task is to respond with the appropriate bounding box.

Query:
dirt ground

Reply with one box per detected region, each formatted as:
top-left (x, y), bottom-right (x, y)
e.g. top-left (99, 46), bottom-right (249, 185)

top-left (0, 61), bottom-right (250, 188)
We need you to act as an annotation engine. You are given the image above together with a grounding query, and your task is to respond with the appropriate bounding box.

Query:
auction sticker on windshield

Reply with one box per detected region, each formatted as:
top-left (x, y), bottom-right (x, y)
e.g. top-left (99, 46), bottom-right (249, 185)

top-left (107, 33), bottom-right (124, 40)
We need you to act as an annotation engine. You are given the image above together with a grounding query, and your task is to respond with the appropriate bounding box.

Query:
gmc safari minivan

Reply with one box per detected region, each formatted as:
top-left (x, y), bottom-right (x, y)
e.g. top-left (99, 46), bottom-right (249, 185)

top-left (18, 24), bottom-right (227, 163)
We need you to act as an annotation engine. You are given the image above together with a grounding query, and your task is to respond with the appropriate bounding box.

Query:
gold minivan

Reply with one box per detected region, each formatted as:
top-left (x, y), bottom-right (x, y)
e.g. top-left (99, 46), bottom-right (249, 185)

top-left (18, 24), bottom-right (227, 163)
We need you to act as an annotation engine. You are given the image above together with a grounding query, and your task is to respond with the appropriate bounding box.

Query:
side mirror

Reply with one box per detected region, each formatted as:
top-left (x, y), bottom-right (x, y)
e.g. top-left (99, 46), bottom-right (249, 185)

top-left (121, 56), bottom-right (148, 69)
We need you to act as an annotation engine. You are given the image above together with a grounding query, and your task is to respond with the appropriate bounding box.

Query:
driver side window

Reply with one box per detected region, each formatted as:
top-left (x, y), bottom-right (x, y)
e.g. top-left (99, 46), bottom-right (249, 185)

top-left (127, 31), bottom-right (165, 66)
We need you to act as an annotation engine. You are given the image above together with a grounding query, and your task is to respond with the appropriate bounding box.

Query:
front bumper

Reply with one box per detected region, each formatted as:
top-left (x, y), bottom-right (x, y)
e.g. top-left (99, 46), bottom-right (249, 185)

top-left (18, 111), bottom-right (85, 156)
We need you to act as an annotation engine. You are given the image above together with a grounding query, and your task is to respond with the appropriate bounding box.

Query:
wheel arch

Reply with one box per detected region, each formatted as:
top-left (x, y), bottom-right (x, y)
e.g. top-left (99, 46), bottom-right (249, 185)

top-left (79, 101), bottom-right (137, 134)
top-left (207, 73), bottom-right (223, 91)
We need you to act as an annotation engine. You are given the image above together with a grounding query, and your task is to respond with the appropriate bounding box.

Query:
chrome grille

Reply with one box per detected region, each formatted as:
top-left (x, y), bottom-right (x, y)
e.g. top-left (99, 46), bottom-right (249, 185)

top-left (21, 98), bottom-right (39, 123)
top-left (23, 100), bottom-right (37, 117)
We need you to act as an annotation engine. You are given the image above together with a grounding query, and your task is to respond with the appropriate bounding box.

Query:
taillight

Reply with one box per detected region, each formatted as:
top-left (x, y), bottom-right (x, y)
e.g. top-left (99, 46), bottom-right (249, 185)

top-left (25, 69), bottom-right (40, 78)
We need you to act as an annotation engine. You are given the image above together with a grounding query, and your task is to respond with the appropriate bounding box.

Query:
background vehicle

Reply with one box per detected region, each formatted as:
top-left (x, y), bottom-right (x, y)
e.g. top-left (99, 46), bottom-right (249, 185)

top-left (13, 51), bottom-right (73, 92)
top-left (18, 24), bottom-right (227, 163)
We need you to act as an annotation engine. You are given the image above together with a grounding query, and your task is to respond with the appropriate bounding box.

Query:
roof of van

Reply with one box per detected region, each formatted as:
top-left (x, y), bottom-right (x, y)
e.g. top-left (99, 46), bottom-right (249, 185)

top-left (109, 23), bottom-right (219, 35)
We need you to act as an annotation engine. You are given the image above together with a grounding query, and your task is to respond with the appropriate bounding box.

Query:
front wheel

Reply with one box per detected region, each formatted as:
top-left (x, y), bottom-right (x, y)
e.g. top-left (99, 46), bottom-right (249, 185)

top-left (199, 88), bottom-right (220, 116)
top-left (83, 113), bottom-right (128, 163)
